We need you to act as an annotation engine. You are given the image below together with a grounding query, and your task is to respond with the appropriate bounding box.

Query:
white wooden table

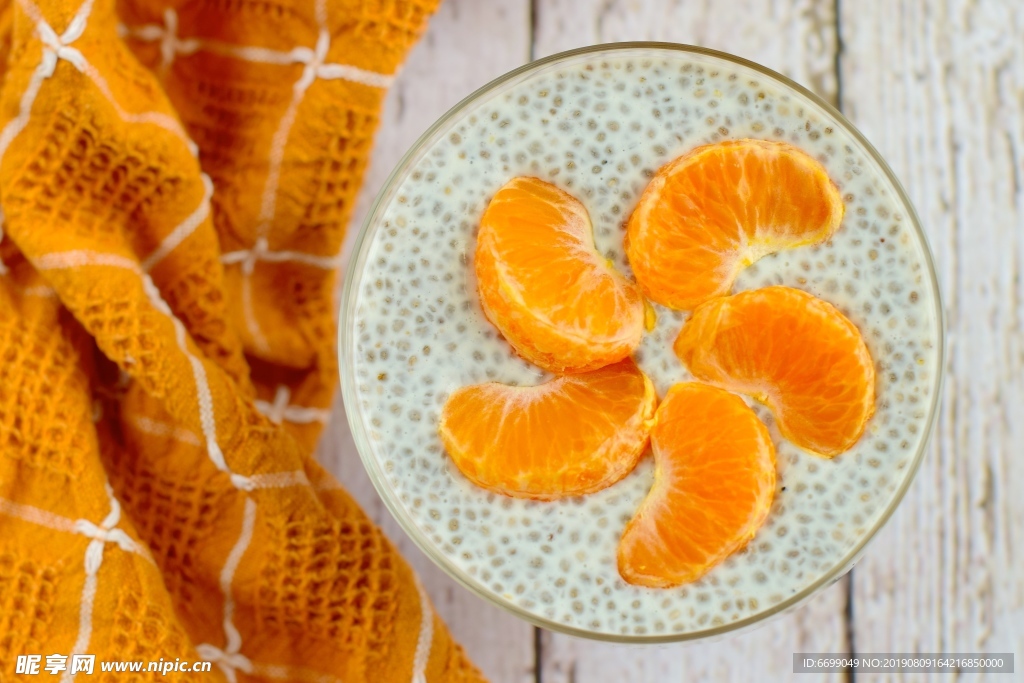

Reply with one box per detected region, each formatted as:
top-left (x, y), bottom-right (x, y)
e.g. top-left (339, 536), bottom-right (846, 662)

top-left (317, 1), bottom-right (1024, 680)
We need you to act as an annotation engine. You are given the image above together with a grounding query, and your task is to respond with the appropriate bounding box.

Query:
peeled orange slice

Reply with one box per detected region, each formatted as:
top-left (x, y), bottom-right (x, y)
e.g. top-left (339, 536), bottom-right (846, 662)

top-left (617, 383), bottom-right (776, 588)
top-left (438, 359), bottom-right (656, 500)
top-left (626, 139), bottom-right (844, 310)
top-left (674, 286), bottom-right (875, 457)
top-left (476, 177), bottom-right (645, 374)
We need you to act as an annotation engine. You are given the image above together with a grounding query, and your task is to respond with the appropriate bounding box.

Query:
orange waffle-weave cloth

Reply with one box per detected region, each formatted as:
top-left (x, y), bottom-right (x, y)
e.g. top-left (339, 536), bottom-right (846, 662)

top-left (0, 0), bottom-right (487, 679)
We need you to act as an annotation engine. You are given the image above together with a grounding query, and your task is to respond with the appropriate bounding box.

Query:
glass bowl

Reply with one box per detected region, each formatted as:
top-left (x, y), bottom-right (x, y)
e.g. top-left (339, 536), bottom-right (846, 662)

top-left (339, 43), bottom-right (944, 643)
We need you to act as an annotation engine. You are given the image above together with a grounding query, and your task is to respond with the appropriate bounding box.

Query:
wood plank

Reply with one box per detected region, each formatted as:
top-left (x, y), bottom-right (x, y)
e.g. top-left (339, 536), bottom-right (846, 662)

top-left (533, 2), bottom-right (850, 681)
top-left (839, 2), bottom-right (1024, 679)
top-left (539, 579), bottom-right (849, 683)
top-left (321, 2), bottom-right (538, 681)
top-left (533, 0), bottom-right (838, 106)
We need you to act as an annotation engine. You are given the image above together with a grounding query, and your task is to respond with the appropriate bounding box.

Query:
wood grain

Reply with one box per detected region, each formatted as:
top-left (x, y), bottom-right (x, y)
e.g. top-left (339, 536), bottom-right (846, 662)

top-left (539, 578), bottom-right (849, 683)
top-left (532, 2), bottom-right (851, 681)
top-left (324, 2), bottom-right (538, 682)
top-left (532, 0), bottom-right (838, 106)
top-left (839, 2), bottom-right (1024, 679)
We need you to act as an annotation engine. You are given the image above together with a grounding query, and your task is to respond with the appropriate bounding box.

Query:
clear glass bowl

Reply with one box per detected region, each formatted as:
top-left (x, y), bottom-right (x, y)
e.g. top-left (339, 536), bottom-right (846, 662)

top-left (339, 43), bottom-right (945, 643)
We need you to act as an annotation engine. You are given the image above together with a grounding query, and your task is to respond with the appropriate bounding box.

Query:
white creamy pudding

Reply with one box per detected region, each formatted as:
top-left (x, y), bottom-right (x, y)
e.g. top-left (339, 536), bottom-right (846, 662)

top-left (342, 46), bottom-right (942, 639)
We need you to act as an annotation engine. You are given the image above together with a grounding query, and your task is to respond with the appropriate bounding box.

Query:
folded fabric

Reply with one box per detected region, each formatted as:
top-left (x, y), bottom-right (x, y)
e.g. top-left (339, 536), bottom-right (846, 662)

top-left (0, 0), bottom-right (486, 680)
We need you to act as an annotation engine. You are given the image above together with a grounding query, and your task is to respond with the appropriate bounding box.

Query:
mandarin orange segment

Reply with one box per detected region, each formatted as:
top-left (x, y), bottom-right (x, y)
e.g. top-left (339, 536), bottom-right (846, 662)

top-left (674, 286), bottom-right (875, 458)
top-left (438, 359), bottom-right (656, 500)
top-left (476, 177), bottom-right (645, 374)
top-left (617, 383), bottom-right (776, 588)
top-left (626, 139), bottom-right (844, 310)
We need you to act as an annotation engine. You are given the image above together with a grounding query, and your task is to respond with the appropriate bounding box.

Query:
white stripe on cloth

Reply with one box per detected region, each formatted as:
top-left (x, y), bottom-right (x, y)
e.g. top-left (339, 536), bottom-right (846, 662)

top-left (79, 59), bottom-right (197, 155)
top-left (313, 0), bottom-right (327, 28)
top-left (219, 497), bottom-right (257, 652)
top-left (62, 571), bottom-right (98, 683)
top-left (232, 13), bottom-right (336, 349)
top-left (196, 497), bottom-right (258, 683)
top-left (255, 386), bottom-right (331, 425)
top-left (32, 251), bottom-right (228, 485)
top-left (221, 245), bottom-right (343, 270)
top-left (194, 644), bottom-right (253, 683)
top-left (256, 29), bottom-right (324, 237)
top-left (141, 172), bottom-right (215, 271)
top-left (15, 0), bottom-right (198, 156)
top-left (60, 485), bottom-right (150, 683)
top-left (127, 414), bottom-right (202, 446)
top-left (243, 470), bottom-right (310, 490)
top-left (316, 63), bottom-right (394, 88)
top-left (118, 5), bottom-right (394, 89)
top-left (203, 41), bottom-right (309, 65)
top-left (0, 58), bottom-right (55, 162)
top-left (0, 495), bottom-right (152, 560)
top-left (140, 272), bottom-right (228, 474)
top-left (220, 236), bottom-right (341, 356)
top-left (239, 269), bottom-right (270, 355)
top-left (411, 576), bottom-right (435, 683)
top-left (21, 285), bottom-right (59, 297)
top-left (0, 496), bottom-right (79, 533)
top-left (34, 250), bottom-right (139, 270)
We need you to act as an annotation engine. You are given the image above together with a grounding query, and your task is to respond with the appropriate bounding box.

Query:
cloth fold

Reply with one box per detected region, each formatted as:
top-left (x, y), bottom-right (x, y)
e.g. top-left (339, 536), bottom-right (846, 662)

top-left (0, 0), bottom-right (486, 680)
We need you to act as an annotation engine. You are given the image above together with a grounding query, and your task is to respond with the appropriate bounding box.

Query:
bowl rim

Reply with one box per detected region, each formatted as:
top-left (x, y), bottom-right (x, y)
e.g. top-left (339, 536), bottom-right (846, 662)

top-left (338, 41), bottom-right (946, 644)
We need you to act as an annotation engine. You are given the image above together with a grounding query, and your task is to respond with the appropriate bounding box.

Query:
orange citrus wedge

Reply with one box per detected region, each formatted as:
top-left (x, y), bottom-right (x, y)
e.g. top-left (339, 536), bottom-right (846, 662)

top-left (617, 382), bottom-right (776, 588)
top-left (626, 139), bottom-right (844, 310)
top-left (476, 177), bottom-right (645, 374)
top-left (438, 359), bottom-right (656, 500)
top-left (674, 286), bottom-right (875, 457)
